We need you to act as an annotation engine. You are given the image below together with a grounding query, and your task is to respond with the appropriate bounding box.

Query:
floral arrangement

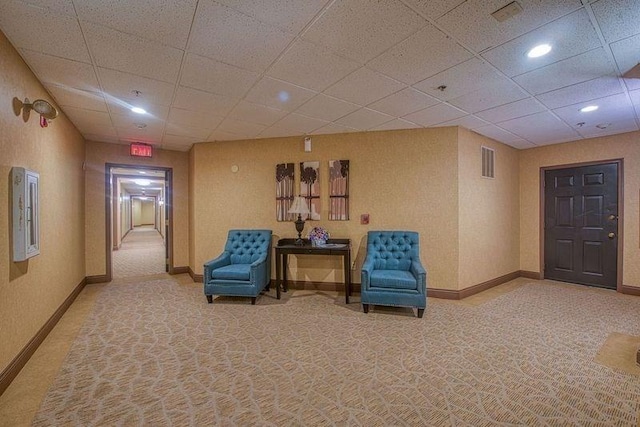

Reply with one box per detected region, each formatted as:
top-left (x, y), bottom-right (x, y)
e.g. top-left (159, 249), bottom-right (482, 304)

top-left (308, 226), bottom-right (329, 244)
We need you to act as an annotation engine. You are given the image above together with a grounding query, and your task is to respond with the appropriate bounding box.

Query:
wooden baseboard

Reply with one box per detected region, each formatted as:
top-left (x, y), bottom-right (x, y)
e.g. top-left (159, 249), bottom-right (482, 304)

top-left (0, 278), bottom-right (86, 397)
top-left (620, 285), bottom-right (640, 296)
top-left (170, 266), bottom-right (189, 275)
top-left (285, 280), bottom-right (353, 292)
top-left (427, 270), bottom-right (542, 300)
top-left (86, 274), bottom-right (109, 284)
top-left (188, 267), bottom-right (203, 282)
top-left (520, 270), bottom-right (542, 280)
top-left (427, 288), bottom-right (460, 300)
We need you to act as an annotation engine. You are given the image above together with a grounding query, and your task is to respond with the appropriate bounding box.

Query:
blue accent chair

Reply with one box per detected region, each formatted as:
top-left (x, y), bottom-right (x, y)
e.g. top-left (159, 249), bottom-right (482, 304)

top-left (204, 230), bottom-right (272, 305)
top-left (361, 231), bottom-right (427, 318)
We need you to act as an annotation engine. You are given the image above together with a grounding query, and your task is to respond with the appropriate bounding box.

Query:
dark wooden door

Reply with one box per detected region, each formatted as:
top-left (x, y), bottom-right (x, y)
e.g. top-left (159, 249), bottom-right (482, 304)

top-left (544, 163), bottom-right (618, 289)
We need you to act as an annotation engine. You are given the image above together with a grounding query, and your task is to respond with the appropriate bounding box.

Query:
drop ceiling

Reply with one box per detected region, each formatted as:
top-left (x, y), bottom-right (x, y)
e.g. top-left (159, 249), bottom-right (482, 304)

top-left (1, 0), bottom-right (639, 151)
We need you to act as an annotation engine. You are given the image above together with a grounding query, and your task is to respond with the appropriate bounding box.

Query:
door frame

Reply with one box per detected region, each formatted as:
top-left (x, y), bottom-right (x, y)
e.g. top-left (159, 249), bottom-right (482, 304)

top-left (105, 163), bottom-right (174, 281)
top-left (539, 159), bottom-right (624, 291)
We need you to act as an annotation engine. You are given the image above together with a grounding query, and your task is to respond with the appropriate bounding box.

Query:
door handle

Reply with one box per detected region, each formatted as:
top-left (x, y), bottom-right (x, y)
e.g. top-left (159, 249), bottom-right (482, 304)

top-left (608, 214), bottom-right (618, 221)
top-left (608, 232), bottom-right (616, 239)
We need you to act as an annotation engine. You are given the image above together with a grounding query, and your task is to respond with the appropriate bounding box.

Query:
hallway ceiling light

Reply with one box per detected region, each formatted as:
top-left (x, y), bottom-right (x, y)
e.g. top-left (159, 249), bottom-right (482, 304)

top-left (527, 44), bottom-right (552, 58)
top-left (580, 105), bottom-right (598, 112)
top-left (133, 179), bottom-right (151, 186)
top-left (131, 107), bottom-right (147, 114)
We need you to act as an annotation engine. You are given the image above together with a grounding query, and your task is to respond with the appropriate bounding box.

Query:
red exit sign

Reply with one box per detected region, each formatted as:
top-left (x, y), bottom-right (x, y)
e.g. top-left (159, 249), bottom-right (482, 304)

top-left (130, 143), bottom-right (153, 158)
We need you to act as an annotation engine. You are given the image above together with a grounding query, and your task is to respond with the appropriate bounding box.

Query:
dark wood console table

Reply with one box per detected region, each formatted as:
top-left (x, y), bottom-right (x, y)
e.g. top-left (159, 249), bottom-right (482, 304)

top-left (275, 238), bottom-right (352, 303)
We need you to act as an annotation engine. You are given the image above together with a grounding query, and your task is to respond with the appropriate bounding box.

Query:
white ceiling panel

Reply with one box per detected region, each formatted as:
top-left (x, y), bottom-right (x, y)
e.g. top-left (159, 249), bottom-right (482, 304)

top-left (164, 123), bottom-right (215, 140)
top-left (78, 124), bottom-right (117, 138)
top-left (575, 118), bottom-right (639, 138)
top-left (258, 125), bottom-right (306, 139)
top-left (335, 108), bottom-right (395, 130)
top-left (98, 68), bottom-right (176, 107)
top-left (180, 54), bottom-right (259, 99)
top-left (503, 139), bottom-right (539, 149)
top-left (83, 23), bottom-right (183, 84)
top-left (162, 134), bottom-right (202, 148)
top-left (310, 122), bottom-right (360, 135)
top-left (473, 125), bottom-right (529, 144)
top-left (436, 0), bottom-right (582, 53)
top-left (436, 115), bottom-right (489, 129)
top-left (591, 0), bottom-right (640, 43)
top-left (244, 77), bottom-right (316, 111)
top-left (208, 129), bottom-right (245, 141)
top-left (267, 40), bottom-right (361, 91)
top-left (189, 1), bottom-right (294, 72)
top-left (75, 0), bottom-right (197, 49)
top-left (273, 113), bottom-right (328, 134)
top-left (535, 75), bottom-right (624, 109)
top-left (84, 133), bottom-right (119, 144)
top-left (323, 67), bottom-right (405, 106)
top-left (499, 111), bottom-right (581, 144)
top-left (368, 23), bottom-right (473, 85)
top-left (370, 118), bottom-right (421, 131)
top-left (45, 84), bottom-right (108, 112)
top-left (217, 117), bottom-right (267, 137)
top-left (368, 88), bottom-right (439, 117)
top-left (401, 0), bottom-right (467, 20)
top-left (214, 0), bottom-right (328, 33)
top-left (115, 125), bottom-right (164, 142)
top-left (412, 58), bottom-right (505, 101)
top-left (610, 34), bottom-right (640, 90)
top-left (476, 98), bottom-right (545, 123)
top-left (20, 50), bottom-right (99, 91)
top-left (403, 103), bottom-right (466, 126)
top-left (481, 9), bottom-right (601, 77)
top-left (302, 0), bottom-right (426, 63)
top-left (552, 93), bottom-right (636, 129)
top-left (513, 48), bottom-right (616, 95)
top-left (106, 100), bottom-right (170, 121)
top-left (228, 101), bottom-right (288, 127)
top-left (295, 95), bottom-right (360, 122)
top-left (167, 107), bottom-right (225, 130)
top-left (173, 86), bottom-right (237, 117)
top-left (447, 79), bottom-right (527, 113)
top-left (110, 110), bottom-right (167, 132)
top-left (62, 106), bottom-right (113, 129)
top-left (11, 0), bottom-right (76, 16)
top-left (0, 1), bottom-right (90, 63)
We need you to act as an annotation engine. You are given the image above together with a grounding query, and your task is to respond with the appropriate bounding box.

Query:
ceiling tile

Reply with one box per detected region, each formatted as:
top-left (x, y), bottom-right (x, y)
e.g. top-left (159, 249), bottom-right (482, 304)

top-left (110, 110), bottom-right (167, 131)
top-left (436, 0), bottom-right (582, 53)
top-left (84, 133), bottom-right (119, 144)
top-left (310, 122), bottom-right (360, 135)
top-left (610, 33), bottom-right (640, 90)
top-left (412, 58), bottom-right (505, 101)
top-left (0, 1), bottom-right (90, 63)
top-left (167, 107), bottom-right (224, 130)
top-left (106, 100), bottom-right (170, 121)
top-left (12, 0), bottom-right (76, 16)
top-left (45, 84), bottom-right (107, 112)
top-left (476, 98), bottom-right (545, 123)
top-left (575, 118), bottom-right (639, 138)
top-left (83, 23), bottom-right (183, 84)
top-left (535, 75), bottom-right (624, 109)
top-left (436, 115), bottom-right (489, 129)
top-left (115, 125), bottom-right (164, 143)
top-left (335, 108), bottom-right (395, 130)
top-left (77, 124), bottom-right (117, 138)
top-left (228, 101), bottom-right (288, 126)
top-left (75, 0), bottom-right (197, 49)
top-left (189, 1), bottom-right (293, 72)
top-left (591, 0), bottom-right (640, 43)
top-left (62, 106), bottom-right (112, 129)
top-left (473, 125), bottom-right (528, 144)
top-left (214, 0), bottom-right (328, 33)
top-left (258, 125), bottom-right (304, 139)
top-left (498, 111), bottom-right (581, 144)
top-left (448, 79), bottom-right (527, 113)
top-left (323, 67), bottom-right (405, 106)
top-left (244, 77), bottom-right (316, 111)
top-left (401, 0), bottom-right (467, 20)
top-left (162, 134), bottom-right (202, 147)
top-left (369, 118), bottom-right (421, 131)
top-left (295, 95), bottom-right (360, 122)
top-left (402, 103), bottom-right (466, 126)
top-left (98, 68), bottom-right (175, 107)
top-left (208, 129), bottom-right (245, 141)
top-left (368, 23), bottom-right (473, 84)
top-left (19, 50), bottom-right (99, 91)
top-left (217, 117), bottom-right (267, 137)
top-left (267, 40), bottom-right (361, 91)
top-left (368, 88), bottom-right (439, 117)
top-left (513, 48), bottom-right (616, 95)
top-left (302, 0), bottom-right (426, 63)
top-left (481, 9), bottom-right (601, 77)
top-left (180, 53), bottom-right (259, 98)
top-left (502, 139), bottom-right (539, 149)
top-left (552, 93), bottom-right (636, 128)
top-left (173, 86), bottom-right (237, 117)
top-left (164, 123), bottom-right (214, 140)
top-left (273, 113), bottom-right (328, 134)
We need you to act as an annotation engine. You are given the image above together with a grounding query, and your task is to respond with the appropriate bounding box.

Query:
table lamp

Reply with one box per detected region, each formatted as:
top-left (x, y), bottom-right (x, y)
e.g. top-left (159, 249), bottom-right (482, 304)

top-left (288, 196), bottom-right (310, 245)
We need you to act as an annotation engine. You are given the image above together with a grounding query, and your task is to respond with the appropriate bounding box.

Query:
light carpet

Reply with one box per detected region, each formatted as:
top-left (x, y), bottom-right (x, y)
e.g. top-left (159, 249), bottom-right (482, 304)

top-left (112, 226), bottom-right (165, 278)
top-left (32, 279), bottom-right (640, 426)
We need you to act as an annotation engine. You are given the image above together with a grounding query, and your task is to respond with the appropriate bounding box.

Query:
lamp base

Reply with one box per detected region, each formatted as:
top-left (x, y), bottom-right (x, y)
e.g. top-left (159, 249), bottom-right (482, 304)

top-left (294, 216), bottom-right (305, 245)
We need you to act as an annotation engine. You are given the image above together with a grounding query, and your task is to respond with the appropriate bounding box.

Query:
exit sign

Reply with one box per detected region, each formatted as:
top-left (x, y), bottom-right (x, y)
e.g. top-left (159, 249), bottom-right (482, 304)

top-left (130, 143), bottom-right (153, 158)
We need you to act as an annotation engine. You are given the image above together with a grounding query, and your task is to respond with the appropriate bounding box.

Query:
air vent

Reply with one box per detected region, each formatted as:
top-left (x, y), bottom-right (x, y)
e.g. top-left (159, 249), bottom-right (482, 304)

top-left (491, 1), bottom-right (523, 22)
top-left (482, 146), bottom-right (495, 179)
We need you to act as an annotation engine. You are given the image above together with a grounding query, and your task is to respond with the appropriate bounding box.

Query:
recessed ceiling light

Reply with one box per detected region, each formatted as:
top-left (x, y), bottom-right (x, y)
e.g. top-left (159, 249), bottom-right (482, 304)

top-left (278, 91), bottom-right (289, 102)
top-left (527, 44), bottom-right (552, 58)
top-left (131, 107), bottom-right (147, 114)
top-left (134, 179), bottom-right (150, 186)
top-left (580, 105), bottom-right (598, 113)
top-left (139, 171), bottom-right (146, 174)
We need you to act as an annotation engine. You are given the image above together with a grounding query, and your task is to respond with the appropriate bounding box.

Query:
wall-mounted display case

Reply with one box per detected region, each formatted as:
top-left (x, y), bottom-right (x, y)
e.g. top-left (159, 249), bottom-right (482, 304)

top-left (12, 167), bottom-right (40, 262)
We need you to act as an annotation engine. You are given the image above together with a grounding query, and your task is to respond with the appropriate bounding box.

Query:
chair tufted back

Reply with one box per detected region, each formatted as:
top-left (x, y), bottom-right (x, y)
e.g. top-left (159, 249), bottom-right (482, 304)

top-left (367, 231), bottom-right (419, 271)
top-left (225, 229), bottom-right (272, 264)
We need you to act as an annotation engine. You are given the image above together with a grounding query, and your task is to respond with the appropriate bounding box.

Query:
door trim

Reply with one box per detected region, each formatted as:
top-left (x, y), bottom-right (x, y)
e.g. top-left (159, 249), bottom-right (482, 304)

top-left (539, 159), bottom-right (623, 291)
top-left (105, 163), bottom-right (174, 282)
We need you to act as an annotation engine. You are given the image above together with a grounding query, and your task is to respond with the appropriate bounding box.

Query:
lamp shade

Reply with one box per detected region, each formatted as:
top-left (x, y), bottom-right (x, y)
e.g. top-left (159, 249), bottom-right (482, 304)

top-left (288, 196), bottom-right (310, 215)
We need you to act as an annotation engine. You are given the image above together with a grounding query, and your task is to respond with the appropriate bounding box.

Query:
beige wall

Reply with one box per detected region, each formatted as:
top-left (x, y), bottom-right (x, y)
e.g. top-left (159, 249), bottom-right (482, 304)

top-left (141, 199), bottom-right (155, 225)
top-left (458, 128), bottom-right (520, 289)
top-left (84, 141), bottom-right (189, 276)
top-left (191, 127), bottom-right (460, 290)
top-left (519, 132), bottom-right (640, 288)
top-left (0, 30), bottom-right (86, 371)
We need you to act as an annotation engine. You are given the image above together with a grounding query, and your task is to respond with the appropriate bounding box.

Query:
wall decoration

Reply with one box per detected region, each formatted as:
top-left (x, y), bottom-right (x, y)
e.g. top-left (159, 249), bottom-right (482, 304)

top-left (12, 167), bottom-right (40, 261)
top-left (300, 161), bottom-right (321, 220)
top-left (276, 163), bottom-right (295, 221)
top-left (329, 160), bottom-right (349, 220)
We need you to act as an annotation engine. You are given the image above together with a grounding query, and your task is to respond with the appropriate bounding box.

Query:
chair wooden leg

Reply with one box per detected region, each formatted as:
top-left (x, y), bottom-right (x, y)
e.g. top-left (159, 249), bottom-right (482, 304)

top-left (417, 308), bottom-right (424, 318)
top-left (363, 304), bottom-right (369, 314)
top-left (206, 295), bottom-right (213, 304)
top-left (251, 297), bottom-right (257, 305)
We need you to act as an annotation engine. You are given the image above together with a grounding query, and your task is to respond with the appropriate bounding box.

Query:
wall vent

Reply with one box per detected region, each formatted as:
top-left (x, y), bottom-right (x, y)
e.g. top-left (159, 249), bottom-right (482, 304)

top-left (482, 146), bottom-right (495, 179)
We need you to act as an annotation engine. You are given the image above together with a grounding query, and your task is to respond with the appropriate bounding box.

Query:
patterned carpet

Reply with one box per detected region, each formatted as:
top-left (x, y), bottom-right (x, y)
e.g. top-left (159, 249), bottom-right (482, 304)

top-left (112, 226), bottom-right (165, 278)
top-left (32, 279), bottom-right (640, 426)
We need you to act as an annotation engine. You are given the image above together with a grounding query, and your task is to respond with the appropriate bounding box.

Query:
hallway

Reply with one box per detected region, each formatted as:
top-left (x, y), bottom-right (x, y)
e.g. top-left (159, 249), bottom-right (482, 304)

top-left (112, 226), bottom-right (165, 278)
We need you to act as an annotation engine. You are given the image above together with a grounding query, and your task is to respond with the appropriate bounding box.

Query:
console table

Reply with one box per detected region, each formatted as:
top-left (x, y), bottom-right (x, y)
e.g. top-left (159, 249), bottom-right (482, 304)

top-left (274, 238), bottom-right (352, 303)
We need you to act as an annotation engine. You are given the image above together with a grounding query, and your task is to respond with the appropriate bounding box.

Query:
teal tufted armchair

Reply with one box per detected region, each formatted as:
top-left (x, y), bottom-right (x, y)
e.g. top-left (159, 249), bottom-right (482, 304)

top-left (361, 231), bottom-right (427, 318)
top-left (204, 230), bottom-right (272, 305)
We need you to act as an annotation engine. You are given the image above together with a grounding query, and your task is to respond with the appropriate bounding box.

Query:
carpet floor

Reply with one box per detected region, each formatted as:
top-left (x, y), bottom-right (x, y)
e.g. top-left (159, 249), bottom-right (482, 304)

top-left (112, 226), bottom-right (165, 278)
top-left (31, 278), bottom-right (640, 426)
